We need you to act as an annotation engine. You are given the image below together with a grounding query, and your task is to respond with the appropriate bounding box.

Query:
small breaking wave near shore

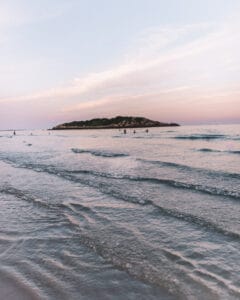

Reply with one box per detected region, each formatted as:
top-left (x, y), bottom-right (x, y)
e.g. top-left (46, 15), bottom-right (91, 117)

top-left (71, 148), bottom-right (129, 157)
top-left (197, 148), bottom-right (240, 155)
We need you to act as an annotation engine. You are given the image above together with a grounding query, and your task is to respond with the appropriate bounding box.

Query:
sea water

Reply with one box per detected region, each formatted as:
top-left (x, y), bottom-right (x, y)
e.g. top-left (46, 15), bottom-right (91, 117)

top-left (0, 124), bottom-right (239, 300)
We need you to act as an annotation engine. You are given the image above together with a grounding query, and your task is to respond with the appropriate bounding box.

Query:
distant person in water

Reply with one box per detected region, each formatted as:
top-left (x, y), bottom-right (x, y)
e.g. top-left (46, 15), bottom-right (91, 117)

top-left (145, 129), bottom-right (149, 133)
top-left (133, 130), bottom-right (136, 134)
top-left (124, 129), bottom-right (127, 134)
top-left (13, 130), bottom-right (16, 136)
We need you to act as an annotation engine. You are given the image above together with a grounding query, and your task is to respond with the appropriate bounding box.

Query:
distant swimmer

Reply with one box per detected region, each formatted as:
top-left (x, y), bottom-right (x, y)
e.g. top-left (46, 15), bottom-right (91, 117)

top-left (124, 129), bottom-right (127, 134)
top-left (133, 130), bottom-right (136, 134)
top-left (145, 129), bottom-right (149, 133)
top-left (13, 131), bottom-right (16, 136)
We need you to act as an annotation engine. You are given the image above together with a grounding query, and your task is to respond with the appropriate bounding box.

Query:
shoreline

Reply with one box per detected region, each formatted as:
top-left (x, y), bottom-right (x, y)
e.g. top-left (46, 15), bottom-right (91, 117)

top-left (51, 125), bottom-right (179, 130)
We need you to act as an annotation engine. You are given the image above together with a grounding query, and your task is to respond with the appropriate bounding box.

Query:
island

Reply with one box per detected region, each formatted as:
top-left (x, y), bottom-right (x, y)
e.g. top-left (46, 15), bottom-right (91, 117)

top-left (51, 116), bottom-right (180, 130)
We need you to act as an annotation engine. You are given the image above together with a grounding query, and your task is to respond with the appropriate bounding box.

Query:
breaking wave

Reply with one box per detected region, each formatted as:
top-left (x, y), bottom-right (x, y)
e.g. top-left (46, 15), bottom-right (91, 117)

top-left (229, 150), bottom-right (240, 154)
top-left (174, 134), bottom-right (226, 140)
top-left (139, 158), bottom-right (240, 180)
top-left (198, 148), bottom-right (221, 153)
top-left (198, 148), bottom-right (240, 155)
top-left (71, 148), bottom-right (128, 157)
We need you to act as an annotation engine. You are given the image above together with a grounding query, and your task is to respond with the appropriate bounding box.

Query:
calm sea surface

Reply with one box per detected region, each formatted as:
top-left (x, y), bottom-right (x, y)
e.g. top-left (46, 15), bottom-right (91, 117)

top-left (0, 124), bottom-right (239, 300)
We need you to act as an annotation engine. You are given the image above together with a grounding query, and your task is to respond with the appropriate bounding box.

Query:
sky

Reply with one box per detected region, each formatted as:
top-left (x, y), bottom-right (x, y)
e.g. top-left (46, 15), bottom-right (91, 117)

top-left (0, 0), bottom-right (240, 129)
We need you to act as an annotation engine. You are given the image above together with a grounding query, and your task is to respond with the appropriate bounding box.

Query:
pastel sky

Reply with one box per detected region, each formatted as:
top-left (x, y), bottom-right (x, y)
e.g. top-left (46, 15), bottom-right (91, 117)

top-left (0, 0), bottom-right (240, 129)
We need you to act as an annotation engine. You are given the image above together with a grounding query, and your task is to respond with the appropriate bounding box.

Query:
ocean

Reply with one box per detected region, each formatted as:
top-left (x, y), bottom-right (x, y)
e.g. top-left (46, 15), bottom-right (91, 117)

top-left (0, 124), bottom-right (239, 300)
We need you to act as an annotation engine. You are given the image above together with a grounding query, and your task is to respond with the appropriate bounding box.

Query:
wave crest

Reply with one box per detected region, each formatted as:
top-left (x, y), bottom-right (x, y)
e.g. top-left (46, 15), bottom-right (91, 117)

top-left (198, 148), bottom-right (240, 155)
top-left (71, 148), bottom-right (128, 158)
top-left (174, 134), bottom-right (226, 140)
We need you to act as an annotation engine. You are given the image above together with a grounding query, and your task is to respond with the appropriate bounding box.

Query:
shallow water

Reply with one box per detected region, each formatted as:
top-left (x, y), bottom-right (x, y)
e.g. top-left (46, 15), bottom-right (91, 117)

top-left (0, 124), bottom-right (239, 299)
